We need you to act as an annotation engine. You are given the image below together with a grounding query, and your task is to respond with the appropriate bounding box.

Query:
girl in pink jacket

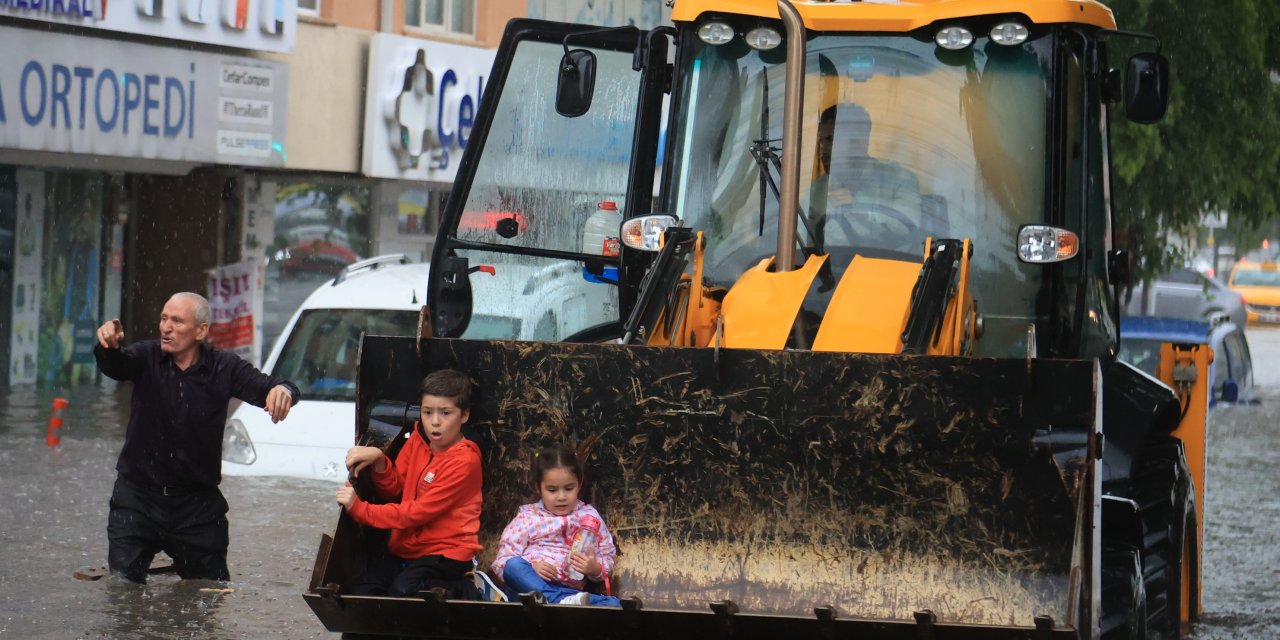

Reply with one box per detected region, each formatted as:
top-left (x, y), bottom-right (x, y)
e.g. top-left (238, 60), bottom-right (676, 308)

top-left (492, 444), bottom-right (620, 606)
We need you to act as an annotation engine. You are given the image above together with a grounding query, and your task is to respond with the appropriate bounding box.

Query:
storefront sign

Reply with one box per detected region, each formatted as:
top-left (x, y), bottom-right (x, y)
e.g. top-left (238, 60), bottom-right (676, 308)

top-left (207, 259), bottom-right (261, 364)
top-left (362, 33), bottom-right (494, 182)
top-left (0, 27), bottom-right (288, 167)
top-left (0, 0), bottom-right (296, 54)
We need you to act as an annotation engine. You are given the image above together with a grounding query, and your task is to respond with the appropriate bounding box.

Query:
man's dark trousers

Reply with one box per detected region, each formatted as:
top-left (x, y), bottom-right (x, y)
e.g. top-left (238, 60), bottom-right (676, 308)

top-left (107, 477), bottom-right (230, 582)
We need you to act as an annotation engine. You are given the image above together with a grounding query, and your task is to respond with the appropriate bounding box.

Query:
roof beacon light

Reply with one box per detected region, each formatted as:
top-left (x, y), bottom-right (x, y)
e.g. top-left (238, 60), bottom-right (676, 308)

top-left (991, 22), bottom-right (1029, 46)
top-left (698, 22), bottom-right (735, 46)
top-left (935, 26), bottom-right (974, 50)
top-left (1017, 225), bottom-right (1079, 263)
top-left (622, 215), bottom-right (679, 252)
top-left (745, 26), bottom-right (782, 51)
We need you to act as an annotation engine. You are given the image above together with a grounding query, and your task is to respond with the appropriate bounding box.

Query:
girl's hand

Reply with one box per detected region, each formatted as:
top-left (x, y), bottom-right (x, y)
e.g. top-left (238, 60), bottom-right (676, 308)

top-left (569, 551), bottom-right (602, 579)
top-left (532, 560), bottom-right (559, 581)
top-left (336, 484), bottom-right (357, 509)
top-left (345, 446), bottom-right (387, 478)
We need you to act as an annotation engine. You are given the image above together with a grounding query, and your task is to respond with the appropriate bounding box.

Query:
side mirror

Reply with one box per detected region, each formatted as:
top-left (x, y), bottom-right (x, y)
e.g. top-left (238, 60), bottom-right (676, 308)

top-left (556, 48), bottom-right (596, 118)
top-left (1221, 378), bottom-right (1239, 404)
top-left (1124, 52), bottom-right (1169, 124)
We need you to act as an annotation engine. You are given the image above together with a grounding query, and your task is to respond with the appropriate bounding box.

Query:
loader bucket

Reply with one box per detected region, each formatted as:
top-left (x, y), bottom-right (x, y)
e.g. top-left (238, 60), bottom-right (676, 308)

top-left (306, 336), bottom-right (1098, 639)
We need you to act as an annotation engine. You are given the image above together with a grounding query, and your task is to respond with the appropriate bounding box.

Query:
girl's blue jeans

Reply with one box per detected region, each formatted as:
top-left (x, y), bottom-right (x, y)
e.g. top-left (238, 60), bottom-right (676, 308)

top-left (501, 557), bottom-right (621, 606)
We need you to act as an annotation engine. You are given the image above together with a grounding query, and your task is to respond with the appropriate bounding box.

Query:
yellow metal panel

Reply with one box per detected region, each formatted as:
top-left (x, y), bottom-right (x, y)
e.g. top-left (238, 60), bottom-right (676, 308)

top-left (672, 0), bottom-right (1116, 31)
top-left (720, 254), bottom-right (828, 349)
top-left (813, 255), bottom-right (920, 353)
top-left (1157, 342), bottom-right (1210, 623)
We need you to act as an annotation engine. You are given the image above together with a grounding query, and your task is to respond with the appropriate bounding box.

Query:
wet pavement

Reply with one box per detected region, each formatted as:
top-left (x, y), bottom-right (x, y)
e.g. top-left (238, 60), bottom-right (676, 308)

top-left (0, 330), bottom-right (1276, 638)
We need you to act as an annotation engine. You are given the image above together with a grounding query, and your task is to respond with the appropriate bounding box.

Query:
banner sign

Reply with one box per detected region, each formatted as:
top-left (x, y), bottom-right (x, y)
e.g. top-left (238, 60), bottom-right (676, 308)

top-left (0, 0), bottom-right (296, 54)
top-left (362, 32), bottom-right (494, 182)
top-left (0, 26), bottom-right (289, 166)
top-left (207, 259), bottom-right (260, 364)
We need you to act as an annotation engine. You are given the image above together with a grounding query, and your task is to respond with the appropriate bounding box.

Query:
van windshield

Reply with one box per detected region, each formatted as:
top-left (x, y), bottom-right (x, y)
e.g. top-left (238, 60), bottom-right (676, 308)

top-left (273, 309), bottom-right (420, 401)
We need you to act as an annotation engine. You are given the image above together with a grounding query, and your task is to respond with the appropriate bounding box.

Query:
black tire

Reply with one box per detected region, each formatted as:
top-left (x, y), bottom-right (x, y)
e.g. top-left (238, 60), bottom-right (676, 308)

top-left (1101, 544), bottom-right (1148, 640)
top-left (1133, 436), bottom-right (1194, 638)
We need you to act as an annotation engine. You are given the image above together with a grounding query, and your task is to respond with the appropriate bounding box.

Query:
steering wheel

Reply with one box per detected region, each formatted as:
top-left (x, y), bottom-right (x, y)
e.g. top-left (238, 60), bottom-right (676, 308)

top-left (828, 201), bottom-right (920, 248)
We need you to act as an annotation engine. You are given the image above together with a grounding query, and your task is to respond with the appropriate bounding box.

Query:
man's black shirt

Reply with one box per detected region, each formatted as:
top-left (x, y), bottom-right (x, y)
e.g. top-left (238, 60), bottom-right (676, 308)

top-left (95, 340), bottom-right (299, 490)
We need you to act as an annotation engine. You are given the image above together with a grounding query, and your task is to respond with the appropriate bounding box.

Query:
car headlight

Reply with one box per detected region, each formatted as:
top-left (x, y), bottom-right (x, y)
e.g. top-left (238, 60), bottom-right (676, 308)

top-left (222, 418), bottom-right (257, 465)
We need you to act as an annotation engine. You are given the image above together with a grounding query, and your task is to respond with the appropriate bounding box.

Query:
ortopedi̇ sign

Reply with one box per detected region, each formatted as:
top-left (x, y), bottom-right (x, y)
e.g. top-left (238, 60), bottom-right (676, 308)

top-left (0, 26), bottom-right (288, 166)
top-left (362, 32), bottom-right (495, 182)
top-left (0, 0), bottom-right (296, 54)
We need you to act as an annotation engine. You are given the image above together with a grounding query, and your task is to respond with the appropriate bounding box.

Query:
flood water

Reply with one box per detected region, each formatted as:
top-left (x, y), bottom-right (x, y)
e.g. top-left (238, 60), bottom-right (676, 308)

top-left (0, 330), bottom-right (1277, 639)
top-left (0, 383), bottom-right (339, 639)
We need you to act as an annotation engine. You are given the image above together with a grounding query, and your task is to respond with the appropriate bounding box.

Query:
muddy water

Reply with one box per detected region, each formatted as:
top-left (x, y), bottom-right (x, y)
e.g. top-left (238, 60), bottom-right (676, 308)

top-left (0, 331), bottom-right (1277, 638)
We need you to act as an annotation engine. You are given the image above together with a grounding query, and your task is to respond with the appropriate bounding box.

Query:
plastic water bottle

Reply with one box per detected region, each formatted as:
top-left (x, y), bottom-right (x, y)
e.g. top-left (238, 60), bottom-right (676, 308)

top-left (565, 514), bottom-right (602, 581)
top-left (580, 201), bottom-right (622, 257)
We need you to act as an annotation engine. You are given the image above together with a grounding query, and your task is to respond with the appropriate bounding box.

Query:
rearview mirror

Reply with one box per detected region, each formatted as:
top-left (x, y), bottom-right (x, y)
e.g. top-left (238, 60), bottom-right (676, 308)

top-left (556, 49), bottom-right (596, 117)
top-left (1124, 52), bottom-right (1169, 124)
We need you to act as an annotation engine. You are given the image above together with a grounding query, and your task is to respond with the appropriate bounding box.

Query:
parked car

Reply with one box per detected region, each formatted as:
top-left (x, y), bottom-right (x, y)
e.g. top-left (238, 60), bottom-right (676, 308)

top-left (1124, 267), bottom-right (1248, 329)
top-left (221, 253), bottom-right (619, 481)
top-left (1227, 260), bottom-right (1280, 324)
top-left (222, 255), bottom-right (426, 482)
top-left (1117, 316), bottom-right (1256, 407)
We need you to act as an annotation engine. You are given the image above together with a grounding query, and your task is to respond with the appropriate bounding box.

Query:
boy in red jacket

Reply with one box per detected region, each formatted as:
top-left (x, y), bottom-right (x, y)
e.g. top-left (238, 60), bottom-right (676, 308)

top-left (337, 369), bottom-right (483, 596)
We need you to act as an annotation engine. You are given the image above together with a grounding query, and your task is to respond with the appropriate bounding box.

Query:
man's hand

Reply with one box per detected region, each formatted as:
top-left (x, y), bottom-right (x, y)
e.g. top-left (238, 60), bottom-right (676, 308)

top-left (265, 385), bottom-right (293, 423)
top-left (97, 319), bottom-right (124, 349)
top-left (345, 446), bottom-right (387, 478)
top-left (336, 484), bottom-right (356, 509)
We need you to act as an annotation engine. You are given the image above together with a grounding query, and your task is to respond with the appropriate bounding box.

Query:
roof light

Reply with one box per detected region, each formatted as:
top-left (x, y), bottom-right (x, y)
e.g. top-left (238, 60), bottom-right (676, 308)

top-left (1017, 225), bottom-right (1079, 263)
top-left (622, 215), bottom-right (679, 252)
top-left (935, 26), bottom-right (974, 50)
top-left (744, 26), bottom-right (782, 50)
top-left (990, 22), bottom-right (1029, 46)
top-left (697, 22), bottom-right (735, 46)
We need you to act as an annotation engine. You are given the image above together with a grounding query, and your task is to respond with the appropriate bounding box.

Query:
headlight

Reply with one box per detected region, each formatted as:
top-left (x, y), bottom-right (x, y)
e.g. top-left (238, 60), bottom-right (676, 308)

top-left (935, 26), bottom-right (974, 50)
top-left (1017, 225), bottom-right (1079, 263)
top-left (744, 26), bottom-right (782, 51)
top-left (621, 215), bottom-right (679, 252)
top-left (222, 418), bottom-right (257, 465)
top-left (990, 22), bottom-right (1029, 46)
top-left (697, 22), bottom-right (735, 46)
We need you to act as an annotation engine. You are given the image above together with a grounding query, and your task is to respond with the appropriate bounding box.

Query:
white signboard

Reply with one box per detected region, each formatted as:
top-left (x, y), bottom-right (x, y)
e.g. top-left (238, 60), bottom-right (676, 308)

top-left (0, 27), bottom-right (289, 167)
top-left (362, 33), bottom-right (496, 182)
top-left (0, 0), bottom-right (296, 54)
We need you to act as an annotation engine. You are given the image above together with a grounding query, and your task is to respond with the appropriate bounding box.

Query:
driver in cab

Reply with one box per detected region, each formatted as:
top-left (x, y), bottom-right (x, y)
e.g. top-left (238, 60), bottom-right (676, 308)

top-left (806, 103), bottom-right (923, 250)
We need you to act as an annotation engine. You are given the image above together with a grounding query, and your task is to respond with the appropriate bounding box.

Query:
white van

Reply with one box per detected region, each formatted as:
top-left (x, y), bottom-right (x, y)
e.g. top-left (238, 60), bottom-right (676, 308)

top-left (221, 255), bottom-right (427, 482)
top-left (221, 252), bottom-right (618, 482)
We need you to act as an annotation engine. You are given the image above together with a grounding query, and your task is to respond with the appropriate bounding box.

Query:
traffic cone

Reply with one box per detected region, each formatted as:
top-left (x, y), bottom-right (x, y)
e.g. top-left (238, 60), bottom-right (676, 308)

top-left (46, 397), bottom-right (68, 447)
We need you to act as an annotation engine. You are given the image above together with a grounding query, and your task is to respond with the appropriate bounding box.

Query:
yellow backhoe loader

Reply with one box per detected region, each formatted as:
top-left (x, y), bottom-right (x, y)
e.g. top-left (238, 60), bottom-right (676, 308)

top-left (303, 2), bottom-right (1206, 638)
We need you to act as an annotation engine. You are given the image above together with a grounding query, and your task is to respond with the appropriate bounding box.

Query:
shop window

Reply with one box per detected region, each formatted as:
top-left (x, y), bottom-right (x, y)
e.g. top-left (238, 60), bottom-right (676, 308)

top-left (397, 188), bottom-right (448, 234)
top-left (406, 0), bottom-right (475, 36)
top-left (262, 180), bottom-right (371, 354)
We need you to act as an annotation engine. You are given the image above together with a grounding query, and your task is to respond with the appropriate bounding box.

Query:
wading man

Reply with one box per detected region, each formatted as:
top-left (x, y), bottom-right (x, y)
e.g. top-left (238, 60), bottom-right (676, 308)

top-left (94, 292), bottom-right (299, 582)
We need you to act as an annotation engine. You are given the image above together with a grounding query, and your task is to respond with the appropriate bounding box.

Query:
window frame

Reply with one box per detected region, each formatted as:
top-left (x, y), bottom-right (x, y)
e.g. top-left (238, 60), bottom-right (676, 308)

top-left (297, 0), bottom-right (321, 18)
top-left (406, 0), bottom-right (476, 37)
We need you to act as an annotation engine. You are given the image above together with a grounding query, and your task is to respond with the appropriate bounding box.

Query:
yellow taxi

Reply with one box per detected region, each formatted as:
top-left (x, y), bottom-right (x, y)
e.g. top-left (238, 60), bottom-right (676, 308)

top-left (1228, 260), bottom-right (1280, 324)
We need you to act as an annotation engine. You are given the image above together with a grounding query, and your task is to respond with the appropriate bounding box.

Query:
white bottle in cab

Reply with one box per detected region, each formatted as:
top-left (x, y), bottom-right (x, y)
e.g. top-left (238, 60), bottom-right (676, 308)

top-left (565, 514), bottom-right (602, 582)
top-left (581, 201), bottom-right (623, 256)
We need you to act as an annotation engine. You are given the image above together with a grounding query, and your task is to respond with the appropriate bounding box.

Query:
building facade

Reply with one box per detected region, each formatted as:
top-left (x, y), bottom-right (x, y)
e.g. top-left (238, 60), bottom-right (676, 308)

top-left (0, 0), bottom-right (668, 388)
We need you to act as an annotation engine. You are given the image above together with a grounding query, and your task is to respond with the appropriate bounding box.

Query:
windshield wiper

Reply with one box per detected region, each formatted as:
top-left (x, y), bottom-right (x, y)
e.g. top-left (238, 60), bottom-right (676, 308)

top-left (749, 69), bottom-right (833, 290)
